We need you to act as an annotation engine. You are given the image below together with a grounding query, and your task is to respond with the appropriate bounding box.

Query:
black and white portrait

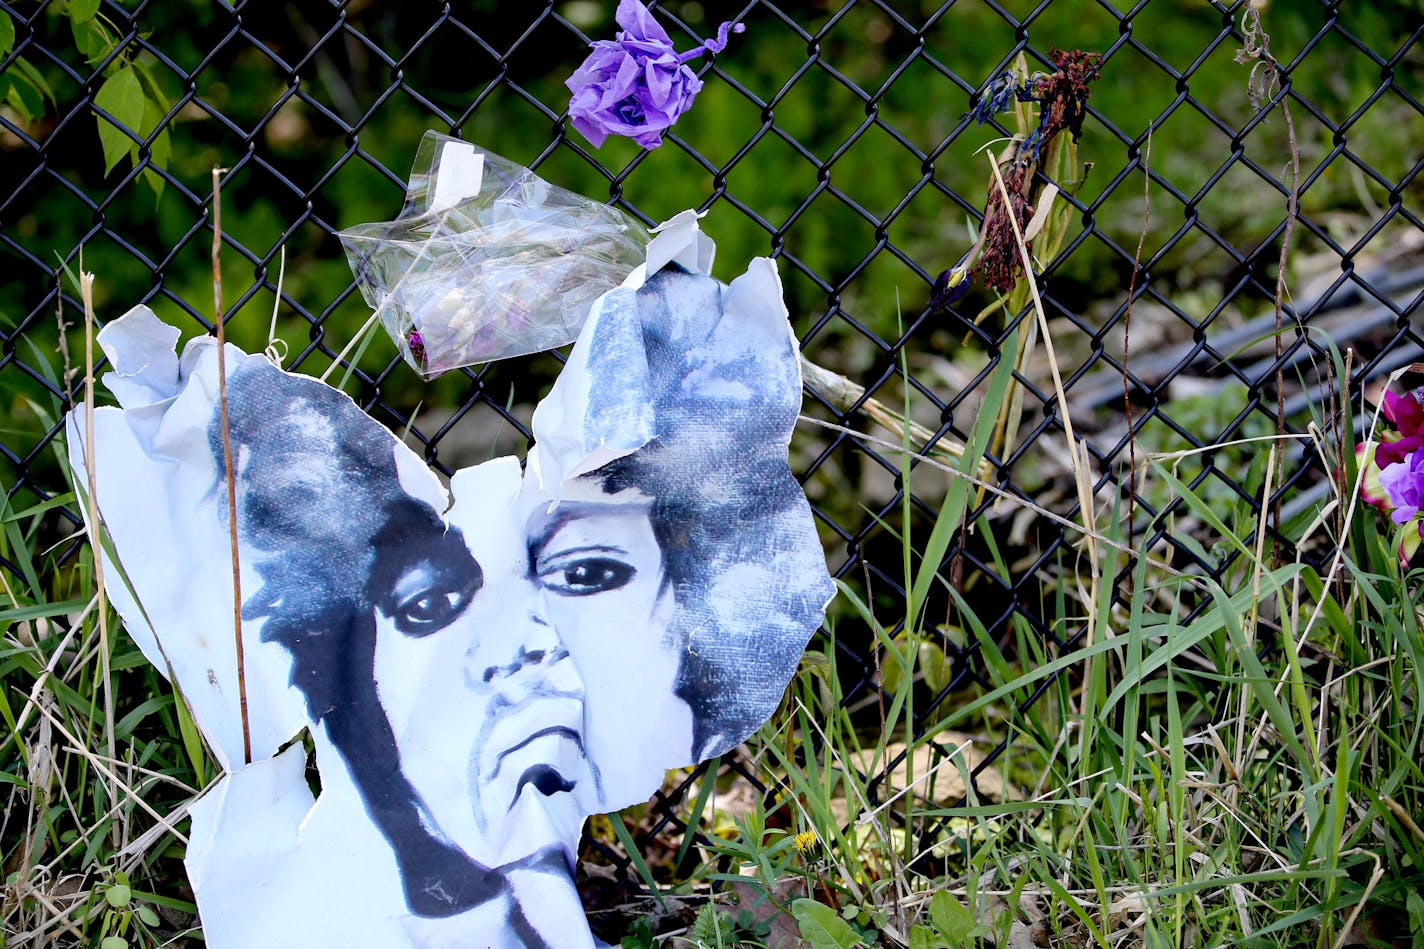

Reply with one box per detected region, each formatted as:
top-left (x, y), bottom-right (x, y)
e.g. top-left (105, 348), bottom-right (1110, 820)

top-left (67, 220), bottom-right (833, 947)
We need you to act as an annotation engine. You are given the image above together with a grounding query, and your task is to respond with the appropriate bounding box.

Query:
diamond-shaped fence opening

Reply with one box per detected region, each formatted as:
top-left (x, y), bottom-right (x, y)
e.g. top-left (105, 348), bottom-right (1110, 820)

top-left (2, 0), bottom-right (1423, 931)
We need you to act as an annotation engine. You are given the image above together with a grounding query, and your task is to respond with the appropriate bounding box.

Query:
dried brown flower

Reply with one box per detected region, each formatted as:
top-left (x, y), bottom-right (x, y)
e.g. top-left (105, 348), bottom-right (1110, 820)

top-left (932, 48), bottom-right (1103, 304)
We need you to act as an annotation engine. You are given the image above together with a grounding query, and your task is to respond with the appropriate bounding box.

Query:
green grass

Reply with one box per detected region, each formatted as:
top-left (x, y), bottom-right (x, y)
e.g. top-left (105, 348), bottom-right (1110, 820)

top-left (3, 289), bottom-right (1422, 948)
top-left (0, 311), bottom-right (209, 948)
top-left (652, 363), bottom-right (1424, 948)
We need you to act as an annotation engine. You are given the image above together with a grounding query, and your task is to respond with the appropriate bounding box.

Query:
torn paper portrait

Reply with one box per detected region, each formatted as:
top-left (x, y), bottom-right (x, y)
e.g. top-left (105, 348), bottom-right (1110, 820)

top-left (66, 215), bottom-right (834, 948)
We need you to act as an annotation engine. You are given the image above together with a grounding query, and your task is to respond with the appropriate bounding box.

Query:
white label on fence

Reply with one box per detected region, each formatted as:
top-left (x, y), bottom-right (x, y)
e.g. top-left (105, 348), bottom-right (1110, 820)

top-left (431, 140), bottom-right (484, 212)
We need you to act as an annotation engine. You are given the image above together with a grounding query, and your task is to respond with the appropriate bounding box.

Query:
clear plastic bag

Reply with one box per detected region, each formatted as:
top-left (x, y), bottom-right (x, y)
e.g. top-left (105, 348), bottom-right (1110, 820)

top-left (339, 132), bottom-right (650, 378)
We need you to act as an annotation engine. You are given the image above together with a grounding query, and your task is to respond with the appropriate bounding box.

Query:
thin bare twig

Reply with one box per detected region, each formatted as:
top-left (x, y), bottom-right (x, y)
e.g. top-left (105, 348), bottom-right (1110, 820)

top-left (1236, 7), bottom-right (1301, 558)
top-left (79, 270), bottom-right (119, 852)
top-left (1123, 131), bottom-right (1152, 539)
top-left (211, 166), bottom-right (252, 765)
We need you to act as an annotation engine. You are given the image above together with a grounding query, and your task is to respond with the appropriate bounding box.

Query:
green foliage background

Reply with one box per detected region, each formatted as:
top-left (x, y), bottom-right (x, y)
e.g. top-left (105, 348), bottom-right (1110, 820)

top-left (1, 3), bottom-right (1422, 944)
top-left (3, 0), bottom-right (1416, 390)
top-left (1, 0), bottom-right (1417, 568)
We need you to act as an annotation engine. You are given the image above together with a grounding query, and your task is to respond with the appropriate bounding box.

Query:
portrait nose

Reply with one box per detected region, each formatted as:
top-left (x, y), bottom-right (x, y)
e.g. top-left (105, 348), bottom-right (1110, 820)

top-left (473, 601), bottom-right (571, 690)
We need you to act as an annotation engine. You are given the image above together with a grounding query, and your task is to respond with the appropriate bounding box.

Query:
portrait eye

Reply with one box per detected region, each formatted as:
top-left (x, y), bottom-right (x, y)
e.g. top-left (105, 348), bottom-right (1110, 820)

top-left (393, 586), bottom-right (471, 636)
top-left (539, 557), bottom-right (634, 597)
top-left (379, 555), bottom-right (480, 637)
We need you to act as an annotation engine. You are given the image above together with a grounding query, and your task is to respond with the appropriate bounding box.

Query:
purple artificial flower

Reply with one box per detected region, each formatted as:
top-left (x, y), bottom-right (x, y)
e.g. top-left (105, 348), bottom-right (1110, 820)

top-left (407, 329), bottom-right (427, 369)
top-left (565, 0), bottom-right (743, 150)
top-left (1379, 447), bottom-right (1424, 524)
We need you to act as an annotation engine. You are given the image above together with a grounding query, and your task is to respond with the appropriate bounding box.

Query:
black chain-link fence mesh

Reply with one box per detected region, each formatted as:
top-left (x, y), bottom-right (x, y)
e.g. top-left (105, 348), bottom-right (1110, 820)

top-left (2, 0), bottom-right (1422, 929)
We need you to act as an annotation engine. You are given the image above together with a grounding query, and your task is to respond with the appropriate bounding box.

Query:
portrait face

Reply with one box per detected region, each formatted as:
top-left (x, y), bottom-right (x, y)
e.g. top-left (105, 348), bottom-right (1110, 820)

top-left (519, 477), bottom-right (692, 811)
top-left (367, 462), bottom-right (693, 870)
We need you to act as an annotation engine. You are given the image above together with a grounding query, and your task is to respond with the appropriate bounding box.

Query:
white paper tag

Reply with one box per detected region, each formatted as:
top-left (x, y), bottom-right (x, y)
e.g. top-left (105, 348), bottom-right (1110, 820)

top-left (430, 141), bottom-right (485, 213)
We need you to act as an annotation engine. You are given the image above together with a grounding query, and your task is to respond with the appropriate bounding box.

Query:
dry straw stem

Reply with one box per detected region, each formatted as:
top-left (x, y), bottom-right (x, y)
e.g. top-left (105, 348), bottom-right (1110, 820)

top-left (319, 302), bottom-right (383, 383)
top-left (984, 148), bottom-right (1121, 777)
top-left (797, 415), bottom-right (1186, 580)
top-left (6, 881), bottom-right (88, 945)
top-left (799, 355), bottom-right (988, 480)
top-left (978, 107), bottom-right (1089, 495)
top-left (26, 690), bottom-right (189, 844)
top-left (1380, 794), bottom-right (1424, 846)
top-left (1331, 853), bottom-right (1383, 949)
top-left (116, 797), bottom-right (197, 867)
top-left (1237, 443), bottom-right (1279, 785)
top-left (79, 268), bottom-right (120, 852)
top-left (985, 154), bottom-right (1102, 633)
top-left (211, 165), bottom-right (253, 765)
top-left (1122, 130), bottom-right (1152, 533)
top-left (854, 738), bottom-right (973, 828)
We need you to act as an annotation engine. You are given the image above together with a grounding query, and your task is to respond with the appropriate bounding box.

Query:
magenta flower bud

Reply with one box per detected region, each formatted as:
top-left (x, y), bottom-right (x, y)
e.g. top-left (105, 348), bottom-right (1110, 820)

top-left (1377, 389), bottom-right (1424, 467)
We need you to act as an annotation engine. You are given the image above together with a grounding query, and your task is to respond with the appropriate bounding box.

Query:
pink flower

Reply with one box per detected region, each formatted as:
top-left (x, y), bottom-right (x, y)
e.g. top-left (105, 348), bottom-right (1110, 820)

top-left (565, 0), bottom-right (742, 150)
top-left (1375, 389), bottom-right (1424, 467)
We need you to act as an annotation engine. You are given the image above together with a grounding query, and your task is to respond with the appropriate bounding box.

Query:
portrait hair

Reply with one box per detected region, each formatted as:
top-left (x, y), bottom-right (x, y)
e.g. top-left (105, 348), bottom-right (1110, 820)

top-left (582, 267), bottom-right (831, 757)
top-left (206, 359), bottom-right (508, 919)
top-left (203, 263), bottom-right (829, 882)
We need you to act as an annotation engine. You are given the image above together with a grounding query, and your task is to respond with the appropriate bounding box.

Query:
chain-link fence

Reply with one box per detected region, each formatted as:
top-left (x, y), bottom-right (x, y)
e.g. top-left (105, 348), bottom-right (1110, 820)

top-left (2, 0), bottom-right (1421, 931)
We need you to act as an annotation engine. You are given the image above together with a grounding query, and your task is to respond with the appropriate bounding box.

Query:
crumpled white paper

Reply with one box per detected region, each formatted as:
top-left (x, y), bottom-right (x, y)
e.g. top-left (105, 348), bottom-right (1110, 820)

top-left (66, 213), bottom-right (833, 947)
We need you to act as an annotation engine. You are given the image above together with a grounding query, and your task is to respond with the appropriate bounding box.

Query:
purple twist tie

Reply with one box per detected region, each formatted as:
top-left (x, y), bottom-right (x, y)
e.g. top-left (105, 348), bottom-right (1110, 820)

top-left (677, 21), bottom-right (746, 63)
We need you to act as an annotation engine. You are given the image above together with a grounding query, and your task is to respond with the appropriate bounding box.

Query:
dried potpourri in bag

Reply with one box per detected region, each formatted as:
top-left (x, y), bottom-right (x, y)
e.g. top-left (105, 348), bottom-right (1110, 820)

top-left (340, 131), bottom-right (649, 378)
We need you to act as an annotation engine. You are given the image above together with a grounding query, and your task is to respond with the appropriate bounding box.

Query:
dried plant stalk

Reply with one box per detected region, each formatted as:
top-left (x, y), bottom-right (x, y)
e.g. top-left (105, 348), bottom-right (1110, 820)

top-left (799, 355), bottom-right (992, 482)
top-left (211, 166), bottom-right (252, 765)
top-left (80, 268), bottom-right (119, 851)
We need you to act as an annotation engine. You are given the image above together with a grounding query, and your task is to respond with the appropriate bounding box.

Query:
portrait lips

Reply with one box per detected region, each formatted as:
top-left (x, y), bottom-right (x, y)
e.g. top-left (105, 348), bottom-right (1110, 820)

top-left (475, 695), bottom-right (599, 815)
top-left (496, 726), bottom-right (582, 801)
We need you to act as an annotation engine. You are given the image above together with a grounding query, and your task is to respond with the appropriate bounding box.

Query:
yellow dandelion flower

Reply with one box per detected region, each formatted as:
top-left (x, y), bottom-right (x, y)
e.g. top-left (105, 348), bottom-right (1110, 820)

top-left (793, 829), bottom-right (819, 854)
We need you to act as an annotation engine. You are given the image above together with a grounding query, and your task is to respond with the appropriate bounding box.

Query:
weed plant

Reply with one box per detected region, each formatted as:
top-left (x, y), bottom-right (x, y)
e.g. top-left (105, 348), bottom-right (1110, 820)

top-left (645, 355), bottom-right (1424, 947)
top-left (2, 301), bottom-right (1423, 947)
